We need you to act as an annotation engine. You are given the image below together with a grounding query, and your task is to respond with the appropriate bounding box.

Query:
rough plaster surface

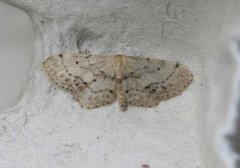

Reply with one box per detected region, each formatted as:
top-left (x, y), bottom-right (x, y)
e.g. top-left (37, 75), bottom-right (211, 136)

top-left (0, 0), bottom-right (238, 168)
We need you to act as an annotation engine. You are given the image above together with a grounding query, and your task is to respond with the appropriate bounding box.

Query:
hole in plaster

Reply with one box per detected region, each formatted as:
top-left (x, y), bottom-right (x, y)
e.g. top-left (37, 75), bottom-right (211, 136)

top-left (76, 28), bottom-right (102, 53)
top-left (0, 2), bottom-right (34, 111)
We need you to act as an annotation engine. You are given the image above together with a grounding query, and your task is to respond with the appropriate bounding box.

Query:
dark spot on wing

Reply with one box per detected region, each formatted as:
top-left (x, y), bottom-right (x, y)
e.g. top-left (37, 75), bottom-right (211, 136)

top-left (161, 86), bottom-right (167, 90)
top-left (117, 78), bottom-right (123, 84)
top-left (150, 89), bottom-right (156, 93)
top-left (144, 85), bottom-right (151, 89)
top-left (65, 78), bottom-right (70, 82)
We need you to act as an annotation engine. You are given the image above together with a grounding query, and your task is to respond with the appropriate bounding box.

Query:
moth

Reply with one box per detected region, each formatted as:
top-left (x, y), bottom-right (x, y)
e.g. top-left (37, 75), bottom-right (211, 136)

top-left (42, 53), bottom-right (193, 111)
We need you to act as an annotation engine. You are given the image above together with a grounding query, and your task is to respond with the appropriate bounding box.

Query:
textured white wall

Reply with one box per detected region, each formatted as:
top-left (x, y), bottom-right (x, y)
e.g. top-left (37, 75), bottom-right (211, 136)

top-left (0, 0), bottom-right (238, 168)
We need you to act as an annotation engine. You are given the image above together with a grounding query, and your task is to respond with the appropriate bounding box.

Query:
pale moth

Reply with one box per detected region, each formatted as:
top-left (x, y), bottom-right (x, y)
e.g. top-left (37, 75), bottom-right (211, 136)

top-left (42, 53), bottom-right (193, 111)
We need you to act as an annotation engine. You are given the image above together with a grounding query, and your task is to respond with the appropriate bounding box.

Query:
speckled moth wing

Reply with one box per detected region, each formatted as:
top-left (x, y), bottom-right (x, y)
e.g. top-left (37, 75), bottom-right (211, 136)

top-left (71, 76), bottom-right (117, 109)
top-left (42, 53), bottom-right (117, 109)
top-left (42, 53), bottom-right (114, 90)
top-left (121, 56), bottom-right (193, 108)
